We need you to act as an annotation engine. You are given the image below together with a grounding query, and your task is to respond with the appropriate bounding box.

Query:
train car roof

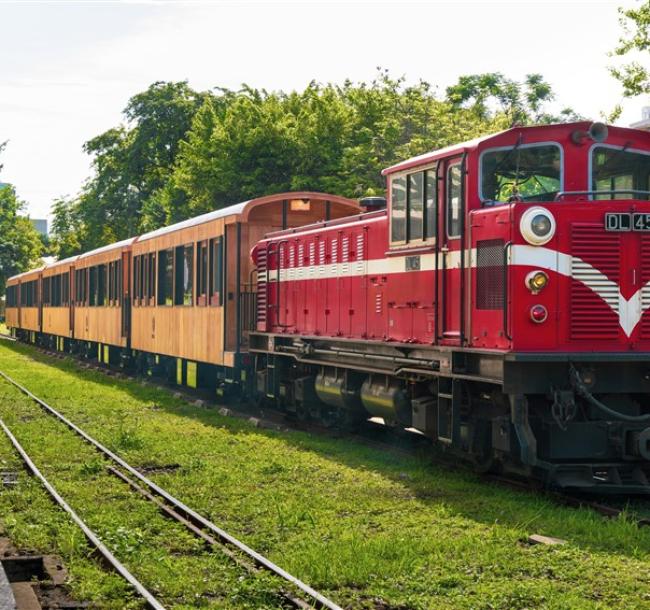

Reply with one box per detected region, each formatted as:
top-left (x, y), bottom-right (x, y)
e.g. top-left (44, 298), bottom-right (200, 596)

top-left (44, 254), bottom-right (80, 268)
top-left (136, 192), bottom-right (359, 243)
top-left (77, 236), bottom-right (137, 260)
top-left (137, 200), bottom-right (249, 242)
top-left (8, 265), bottom-right (46, 282)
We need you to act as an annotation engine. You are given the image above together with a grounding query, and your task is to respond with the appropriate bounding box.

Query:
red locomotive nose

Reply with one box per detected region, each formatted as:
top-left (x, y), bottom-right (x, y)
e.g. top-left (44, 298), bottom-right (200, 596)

top-left (530, 304), bottom-right (548, 323)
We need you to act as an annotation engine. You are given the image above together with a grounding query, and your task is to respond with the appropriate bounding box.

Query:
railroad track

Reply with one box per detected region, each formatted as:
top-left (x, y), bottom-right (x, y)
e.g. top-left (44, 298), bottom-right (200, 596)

top-left (10, 338), bottom-right (650, 532)
top-left (0, 368), bottom-right (344, 610)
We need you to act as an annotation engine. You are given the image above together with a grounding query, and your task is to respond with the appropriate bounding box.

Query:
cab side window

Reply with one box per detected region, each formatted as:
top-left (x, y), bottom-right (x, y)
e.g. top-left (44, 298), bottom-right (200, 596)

top-left (391, 175), bottom-right (407, 243)
top-left (446, 164), bottom-right (462, 238)
top-left (390, 167), bottom-right (437, 246)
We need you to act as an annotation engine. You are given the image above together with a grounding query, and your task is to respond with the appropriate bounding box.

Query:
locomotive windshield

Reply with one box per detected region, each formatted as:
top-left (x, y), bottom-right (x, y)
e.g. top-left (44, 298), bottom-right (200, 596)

top-left (591, 146), bottom-right (650, 200)
top-left (480, 144), bottom-right (561, 203)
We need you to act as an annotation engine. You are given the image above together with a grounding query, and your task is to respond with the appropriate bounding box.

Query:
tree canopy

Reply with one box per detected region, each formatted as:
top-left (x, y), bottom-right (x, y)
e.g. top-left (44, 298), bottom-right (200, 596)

top-left (51, 72), bottom-right (576, 259)
top-left (611, 0), bottom-right (650, 97)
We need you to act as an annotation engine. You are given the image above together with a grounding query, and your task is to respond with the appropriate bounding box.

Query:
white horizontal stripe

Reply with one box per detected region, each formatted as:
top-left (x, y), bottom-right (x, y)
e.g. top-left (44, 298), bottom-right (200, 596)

top-left (265, 243), bottom-right (650, 338)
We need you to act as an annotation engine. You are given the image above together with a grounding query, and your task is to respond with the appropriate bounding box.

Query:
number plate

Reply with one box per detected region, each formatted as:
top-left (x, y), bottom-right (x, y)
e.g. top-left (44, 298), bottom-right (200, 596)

top-left (605, 213), bottom-right (650, 232)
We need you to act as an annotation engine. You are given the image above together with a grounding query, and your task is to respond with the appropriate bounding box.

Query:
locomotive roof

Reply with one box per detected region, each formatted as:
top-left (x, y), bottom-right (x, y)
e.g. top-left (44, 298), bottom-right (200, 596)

top-left (381, 122), bottom-right (650, 176)
top-left (381, 131), bottom-right (502, 176)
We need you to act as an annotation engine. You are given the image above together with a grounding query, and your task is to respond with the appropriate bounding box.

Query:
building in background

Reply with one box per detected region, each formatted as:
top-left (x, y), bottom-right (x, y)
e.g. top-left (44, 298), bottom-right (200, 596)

top-left (631, 107), bottom-right (650, 131)
top-left (30, 218), bottom-right (48, 236)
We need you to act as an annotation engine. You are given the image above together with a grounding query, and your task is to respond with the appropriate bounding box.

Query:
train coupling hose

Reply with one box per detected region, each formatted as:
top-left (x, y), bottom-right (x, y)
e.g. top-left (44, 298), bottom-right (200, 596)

top-left (569, 364), bottom-right (650, 423)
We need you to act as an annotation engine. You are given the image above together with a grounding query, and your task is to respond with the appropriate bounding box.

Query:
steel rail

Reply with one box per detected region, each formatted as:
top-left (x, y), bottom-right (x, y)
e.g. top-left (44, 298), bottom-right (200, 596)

top-left (0, 417), bottom-right (166, 610)
top-left (0, 369), bottom-right (344, 610)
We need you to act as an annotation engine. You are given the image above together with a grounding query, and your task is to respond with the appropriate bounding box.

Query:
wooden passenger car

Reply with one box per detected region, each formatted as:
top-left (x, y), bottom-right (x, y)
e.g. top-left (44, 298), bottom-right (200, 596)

top-left (73, 238), bottom-right (134, 360)
top-left (130, 192), bottom-right (359, 379)
top-left (6, 267), bottom-right (43, 336)
top-left (42, 255), bottom-right (78, 347)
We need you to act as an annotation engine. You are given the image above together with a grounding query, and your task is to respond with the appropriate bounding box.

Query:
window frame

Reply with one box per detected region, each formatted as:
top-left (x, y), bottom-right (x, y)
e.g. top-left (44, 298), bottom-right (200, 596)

top-left (478, 141), bottom-right (564, 205)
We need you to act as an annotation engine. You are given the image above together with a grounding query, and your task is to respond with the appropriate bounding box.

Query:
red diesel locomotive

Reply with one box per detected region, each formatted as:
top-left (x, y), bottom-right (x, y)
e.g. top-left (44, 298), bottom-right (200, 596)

top-left (250, 121), bottom-right (650, 493)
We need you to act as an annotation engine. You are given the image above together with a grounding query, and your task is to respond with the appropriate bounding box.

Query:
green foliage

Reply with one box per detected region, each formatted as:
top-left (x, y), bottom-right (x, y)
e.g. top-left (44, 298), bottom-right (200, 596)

top-left (54, 72), bottom-right (575, 253)
top-left (50, 197), bottom-right (83, 259)
top-left (0, 184), bottom-right (43, 294)
top-left (611, 1), bottom-right (650, 96)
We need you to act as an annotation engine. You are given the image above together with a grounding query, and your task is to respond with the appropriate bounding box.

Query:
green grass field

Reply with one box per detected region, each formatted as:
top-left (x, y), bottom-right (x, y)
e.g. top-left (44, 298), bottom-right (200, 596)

top-left (0, 340), bottom-right (649, 609)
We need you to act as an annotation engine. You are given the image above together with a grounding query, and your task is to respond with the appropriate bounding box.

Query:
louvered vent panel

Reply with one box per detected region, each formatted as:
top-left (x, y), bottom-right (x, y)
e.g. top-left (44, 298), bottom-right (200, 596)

top-left (570, 224), bottom-right (620, 339)
top-left (476, 239), bottom-right (504, 310)
top-left (256, 248), bottom-right (268, 325)
top-left (641, 235), bottom-right (650, 337)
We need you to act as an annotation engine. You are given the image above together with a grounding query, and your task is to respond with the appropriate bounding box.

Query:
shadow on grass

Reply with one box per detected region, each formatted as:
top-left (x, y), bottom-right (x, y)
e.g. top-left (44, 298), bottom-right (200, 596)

top-left (2, 338), bottom-right (650, 561)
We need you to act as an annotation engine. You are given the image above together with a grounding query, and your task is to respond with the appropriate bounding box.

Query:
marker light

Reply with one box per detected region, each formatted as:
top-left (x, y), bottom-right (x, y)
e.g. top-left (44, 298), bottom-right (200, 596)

top-left (525, 270), bottom-right (549, 294)
top-left (520, 207), bottom-right (556, 245)
top-left (530, 304), bottom-right (548, 323)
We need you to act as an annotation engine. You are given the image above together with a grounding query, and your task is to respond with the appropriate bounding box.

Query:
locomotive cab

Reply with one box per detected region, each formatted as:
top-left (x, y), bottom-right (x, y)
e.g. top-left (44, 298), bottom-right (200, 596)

top-left (384, 121), bottom-right (650, 491)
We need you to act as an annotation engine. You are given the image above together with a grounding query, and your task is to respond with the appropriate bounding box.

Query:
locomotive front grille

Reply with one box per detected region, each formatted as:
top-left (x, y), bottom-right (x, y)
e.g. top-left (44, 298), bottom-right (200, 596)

top-left (570, 224), bottom-right (620, 340)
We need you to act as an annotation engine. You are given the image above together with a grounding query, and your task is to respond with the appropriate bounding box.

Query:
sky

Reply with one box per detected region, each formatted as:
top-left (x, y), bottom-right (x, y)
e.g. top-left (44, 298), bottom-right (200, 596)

top-left (0, 0), bottom-right (647, 221)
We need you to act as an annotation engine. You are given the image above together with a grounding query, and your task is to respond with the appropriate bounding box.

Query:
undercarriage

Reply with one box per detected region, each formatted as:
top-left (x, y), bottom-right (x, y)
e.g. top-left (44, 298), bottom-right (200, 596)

top-left (250, 332), bottom-right (650, 494)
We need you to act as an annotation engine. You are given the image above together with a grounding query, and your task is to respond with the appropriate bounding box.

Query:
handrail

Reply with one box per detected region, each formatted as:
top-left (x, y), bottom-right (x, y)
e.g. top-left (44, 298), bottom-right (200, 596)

top-left (275, 240), bottom-right (290, 328)
top-left (434, 163), bottom-right (442, 343)
top-left (554, 190), bottom-right (650, 201)
top-left (459, 153), bottom-right (467, 346)
top-left (503, 241), bottom-right (512, 341)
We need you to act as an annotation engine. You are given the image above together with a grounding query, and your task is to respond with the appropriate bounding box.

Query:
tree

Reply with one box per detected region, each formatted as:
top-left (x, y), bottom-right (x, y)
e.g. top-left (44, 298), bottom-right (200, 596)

top-left (62, 71), bottom-right (575, 249)
top-left (169, 71), bottom-right (574, 218)
top-left (611, 1), bottom-right (650, 96)
top-left (49, 197), bottom-right (83, 259)
top-left (78, 81), bottom-right (210, 242)
top-left (0, 185), bottom-right (43, 294)
top-left (445, 72), bottom-right (579, 125)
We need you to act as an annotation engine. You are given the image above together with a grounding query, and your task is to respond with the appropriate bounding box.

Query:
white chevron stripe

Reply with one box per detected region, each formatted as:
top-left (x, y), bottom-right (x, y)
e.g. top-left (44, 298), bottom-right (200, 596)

top-left (512, 245), bottom-right (648, 337)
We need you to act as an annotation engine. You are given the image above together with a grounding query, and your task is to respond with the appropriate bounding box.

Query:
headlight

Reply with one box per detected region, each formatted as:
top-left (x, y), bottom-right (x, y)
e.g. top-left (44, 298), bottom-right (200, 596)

top-left (525, 270), bottom-right (549, 293)
top-left (520, 207), bottom-right (556, 245)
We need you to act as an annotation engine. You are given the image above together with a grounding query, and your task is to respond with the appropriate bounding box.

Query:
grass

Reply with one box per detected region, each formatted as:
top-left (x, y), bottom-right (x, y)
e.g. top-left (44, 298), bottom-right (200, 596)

top-left (0, 340), bottom-right (649, 609)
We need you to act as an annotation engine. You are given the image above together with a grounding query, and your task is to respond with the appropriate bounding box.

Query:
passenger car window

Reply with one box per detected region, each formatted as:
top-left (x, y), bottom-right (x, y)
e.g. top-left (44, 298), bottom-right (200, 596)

top-left (174, 245), bottom-right (193, 306)
top-left (481, 144), bottom-right (561, 203)
top-left (157, 249), bottom-right (174, 306)
top-left (210, 237), bottom-right (223, 306)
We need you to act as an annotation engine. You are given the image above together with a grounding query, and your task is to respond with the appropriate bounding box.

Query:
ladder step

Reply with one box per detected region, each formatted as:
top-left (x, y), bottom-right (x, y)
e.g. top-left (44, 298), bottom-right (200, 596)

top-left (438, 392), bottom-right (453, 400)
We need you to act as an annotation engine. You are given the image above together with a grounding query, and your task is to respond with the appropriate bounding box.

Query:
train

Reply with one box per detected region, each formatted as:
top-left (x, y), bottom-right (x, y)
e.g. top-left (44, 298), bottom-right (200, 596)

top-left (8, 122), bottom-right (650, 494)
